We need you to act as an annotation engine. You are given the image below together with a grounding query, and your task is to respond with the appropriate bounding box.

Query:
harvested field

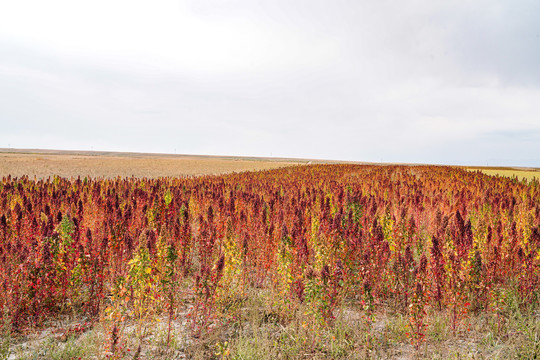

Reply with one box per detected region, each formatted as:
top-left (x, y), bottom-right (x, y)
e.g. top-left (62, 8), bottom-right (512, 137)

top-left (466, 166), bottom-right (540, 182)
top-left (0, 149), bottom-right (303, 179)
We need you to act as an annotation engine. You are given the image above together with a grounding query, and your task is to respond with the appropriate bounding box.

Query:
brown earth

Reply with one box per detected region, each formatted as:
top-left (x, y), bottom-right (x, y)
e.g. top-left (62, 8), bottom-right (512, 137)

top-left (0, 149), bottom-right (307, 179)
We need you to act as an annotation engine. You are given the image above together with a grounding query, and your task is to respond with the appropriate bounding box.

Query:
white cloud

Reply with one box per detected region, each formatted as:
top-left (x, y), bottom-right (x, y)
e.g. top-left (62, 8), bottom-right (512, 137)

top-left (0, 0), bottom-right (539, 166)
top-left (0, 0), bottom-right (342, 76)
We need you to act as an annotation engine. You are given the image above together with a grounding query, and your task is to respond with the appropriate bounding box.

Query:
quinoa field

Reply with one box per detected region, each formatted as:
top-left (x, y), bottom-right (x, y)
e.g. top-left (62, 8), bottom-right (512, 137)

top-left (1, 164), bottom-right (540, 359)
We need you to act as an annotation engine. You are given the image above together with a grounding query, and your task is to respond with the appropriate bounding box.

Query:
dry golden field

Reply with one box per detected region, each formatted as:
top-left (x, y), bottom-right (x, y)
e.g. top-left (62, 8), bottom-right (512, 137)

top-left (0, 149), bottom-right (304, 179)
top-left (466, 167), bottom-right (540, 182)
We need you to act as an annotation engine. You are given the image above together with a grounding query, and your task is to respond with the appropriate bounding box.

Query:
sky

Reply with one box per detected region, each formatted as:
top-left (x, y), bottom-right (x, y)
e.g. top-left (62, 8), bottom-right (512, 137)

top-left (1, 0), bottom-right (539, 166)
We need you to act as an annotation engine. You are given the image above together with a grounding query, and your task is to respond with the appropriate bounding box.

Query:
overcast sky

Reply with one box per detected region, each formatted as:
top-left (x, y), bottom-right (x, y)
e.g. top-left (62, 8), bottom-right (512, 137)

top-left (1, 0), bottom-right (539, 166)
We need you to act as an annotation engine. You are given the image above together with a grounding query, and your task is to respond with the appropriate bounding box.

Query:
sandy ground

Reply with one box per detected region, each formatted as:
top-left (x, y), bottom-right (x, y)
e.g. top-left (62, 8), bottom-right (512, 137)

top-left (0, 149), bottom-right (305, 179)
